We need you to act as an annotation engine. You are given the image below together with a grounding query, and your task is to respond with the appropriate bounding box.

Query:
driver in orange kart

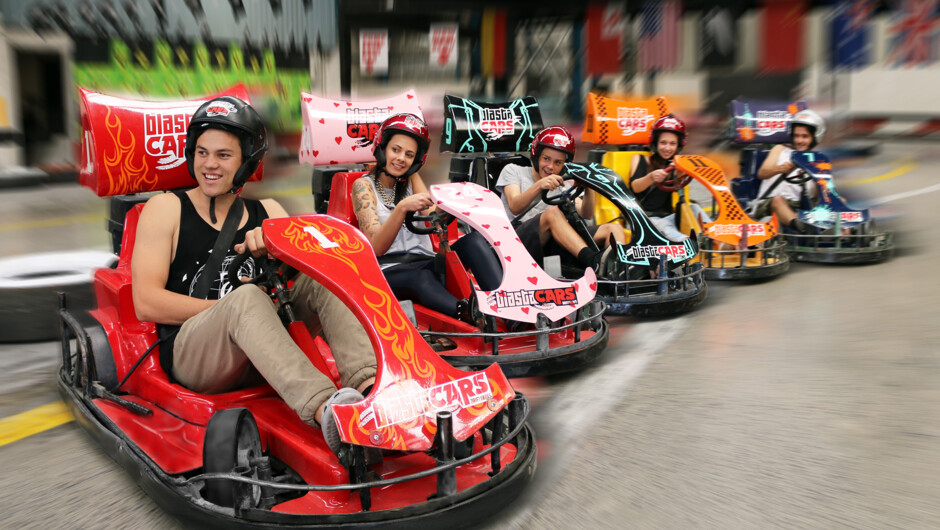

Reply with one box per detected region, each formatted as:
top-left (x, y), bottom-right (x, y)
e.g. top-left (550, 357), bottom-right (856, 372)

top-left (629, 115), bottom-right (712, 242)
top-left (131, 96), bottom-right (376, 461)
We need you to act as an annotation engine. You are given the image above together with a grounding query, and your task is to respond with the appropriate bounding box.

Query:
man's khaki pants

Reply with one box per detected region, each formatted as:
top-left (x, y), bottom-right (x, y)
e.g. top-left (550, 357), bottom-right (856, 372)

top-left (173, 275), bottom-right (376, 425)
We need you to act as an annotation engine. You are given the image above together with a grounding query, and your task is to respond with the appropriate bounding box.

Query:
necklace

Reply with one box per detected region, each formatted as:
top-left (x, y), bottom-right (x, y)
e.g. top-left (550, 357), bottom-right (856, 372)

top-left (373, 175), bottom-right (396, 208)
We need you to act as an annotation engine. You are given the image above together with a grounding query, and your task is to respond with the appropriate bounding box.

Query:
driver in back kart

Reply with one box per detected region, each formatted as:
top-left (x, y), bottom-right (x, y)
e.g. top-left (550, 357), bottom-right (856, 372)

top-left (750, 109), bottom-right (825, 234)
top-left (131, 96), bottom-right (377, 463)
top-left (629, 114), bottom-right (712, 242)
top-left (495, 126), bottom-right (626, 274)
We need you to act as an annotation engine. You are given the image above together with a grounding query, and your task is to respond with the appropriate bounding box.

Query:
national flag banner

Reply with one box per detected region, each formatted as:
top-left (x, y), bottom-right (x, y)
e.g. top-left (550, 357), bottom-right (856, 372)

top-left (481, 8), bottom-right (507, 77)
top-left (700, 6), bottom-right (738, 67)
top-left (886, 0), bottom-right (940, 67)
top-left (586, 3), bottom-right (624, 75)
top-left (831, 0), bottom-right (875, 70)
top-left (360, 29), bottom-right (388, 75)
top-left (759, 0), bottom-right (806, 73)
top-left (430, 23), bottom-right (459, 70)
top-left (638, 0), bottom-right (682, 72)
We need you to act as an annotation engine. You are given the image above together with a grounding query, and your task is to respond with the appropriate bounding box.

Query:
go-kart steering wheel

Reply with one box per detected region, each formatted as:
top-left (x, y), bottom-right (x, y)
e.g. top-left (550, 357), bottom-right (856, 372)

top-left (783, 170), bottom-right (813, 185)
top-left (656, 167), bottom-right (692, 192)
top-left (404, 210), bottom-right (455, 235)
top-left (541, 183), bottom-right (585, 206)
top-left (227, 251), bottom-right (278, 290)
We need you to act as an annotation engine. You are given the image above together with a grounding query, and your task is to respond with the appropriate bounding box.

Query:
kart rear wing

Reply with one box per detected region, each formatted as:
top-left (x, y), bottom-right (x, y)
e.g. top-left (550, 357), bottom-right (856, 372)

top-left (298, 89), bottom-right (423, 167)
top-left (729, 99), bottom-right (806, 146)
top-left (299, 90), bottom-right (425, 212)
top-left (78, 85), bottom-right (260, 197)
top-left (581, 93), bottom-right (671, 146)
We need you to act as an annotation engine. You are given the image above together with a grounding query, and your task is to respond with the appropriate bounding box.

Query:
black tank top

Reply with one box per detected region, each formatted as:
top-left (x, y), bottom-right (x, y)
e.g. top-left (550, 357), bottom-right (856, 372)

top-left (630, 156), bottom-right (674, 218)
top-left (157, 191), bottom-right (269, 374)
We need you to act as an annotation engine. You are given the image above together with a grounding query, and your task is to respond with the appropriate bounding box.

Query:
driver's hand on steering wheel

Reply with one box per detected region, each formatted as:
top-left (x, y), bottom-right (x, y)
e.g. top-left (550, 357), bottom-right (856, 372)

top-left (398, 192), bottom-right (434, 214)
top-left (235, 226), bottom-right (267, 258)
top-left (537, 174), bottom-right (565, 191)
top-left (650, 168), bottom-right (670, 183)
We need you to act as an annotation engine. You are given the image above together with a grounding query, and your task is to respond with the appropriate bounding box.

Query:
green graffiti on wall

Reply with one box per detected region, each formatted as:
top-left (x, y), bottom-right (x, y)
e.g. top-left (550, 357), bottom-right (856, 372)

top-left (73, 39), bottom-right (308, 134)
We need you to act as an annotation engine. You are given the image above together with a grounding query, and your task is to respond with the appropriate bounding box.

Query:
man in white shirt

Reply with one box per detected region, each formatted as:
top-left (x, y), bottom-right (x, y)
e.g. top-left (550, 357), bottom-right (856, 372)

top-left (752, 109), bottom-right (826, 234)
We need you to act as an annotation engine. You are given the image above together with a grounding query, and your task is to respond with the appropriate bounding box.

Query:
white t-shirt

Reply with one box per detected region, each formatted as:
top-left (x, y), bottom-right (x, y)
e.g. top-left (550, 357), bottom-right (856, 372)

top-left (495, 163), bottom-right (573, 223)
top-left (757, 147), bottom-right (817, 203)
top-left (363, 177), bottom-right (434, 268)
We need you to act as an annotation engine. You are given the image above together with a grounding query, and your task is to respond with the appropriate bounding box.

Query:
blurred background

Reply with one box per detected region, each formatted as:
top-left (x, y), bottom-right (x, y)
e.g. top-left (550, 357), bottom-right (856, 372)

top-left (0, 0), bottom-right (937, 177)
top-left (2, 2), bottom-right (940, 528)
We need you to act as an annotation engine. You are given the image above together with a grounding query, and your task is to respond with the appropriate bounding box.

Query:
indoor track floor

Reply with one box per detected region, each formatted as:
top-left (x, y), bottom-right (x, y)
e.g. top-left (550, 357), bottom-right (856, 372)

top-left (1, 140), bottom-right (937, 529)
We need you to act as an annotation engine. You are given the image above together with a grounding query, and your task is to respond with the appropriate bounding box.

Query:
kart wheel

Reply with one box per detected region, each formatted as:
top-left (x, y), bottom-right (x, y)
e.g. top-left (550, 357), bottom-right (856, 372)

top-left (203, 408), bottom-right (264, 511)
top-left (0, 251), bottom-right (116, 343)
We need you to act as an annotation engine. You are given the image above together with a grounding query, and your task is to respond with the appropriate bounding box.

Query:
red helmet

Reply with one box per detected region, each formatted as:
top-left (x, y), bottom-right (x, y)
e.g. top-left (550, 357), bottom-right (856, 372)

top-left (530, 126), bottom-right (576, 163)
top-left (372, 113), bottom-right (430, 180)
top-left (650, 115), bottom-right (687, 155)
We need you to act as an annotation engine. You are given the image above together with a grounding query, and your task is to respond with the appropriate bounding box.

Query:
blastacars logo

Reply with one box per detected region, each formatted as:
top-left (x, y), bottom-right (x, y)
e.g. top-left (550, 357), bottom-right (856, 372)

top-left (346, 106), bottom-right (393, 145)
top-left (487, 287), bottom-right (577, 309)
top-left (755, 110), bottom-right (790, 137)
top-left (708, 223), bottom-right (767, 237)
top-left (361, 373), bottom-right (494, 429)
top-left (145, 112), bottom-right (190, 170)
top-left (204, 100), bottom-right (237, 116)
top-left (479, 107), bottom-right (517, 140)
top-left (616, 107), bottom-right (655, 136)
top-left (626, 244), bottom-right (688, 260)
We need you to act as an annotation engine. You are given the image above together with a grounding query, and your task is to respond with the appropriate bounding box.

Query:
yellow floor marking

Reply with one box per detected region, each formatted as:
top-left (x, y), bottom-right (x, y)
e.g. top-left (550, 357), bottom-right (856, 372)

top-left (843, 161), bottom-right (917, 188)
top-left (0, 401), bottom-right (74, 447)
top-left (0, 212), bottom-right (105, 233)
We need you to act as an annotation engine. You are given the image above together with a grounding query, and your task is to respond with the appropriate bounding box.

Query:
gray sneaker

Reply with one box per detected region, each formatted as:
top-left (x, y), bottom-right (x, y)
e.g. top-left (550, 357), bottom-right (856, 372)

top-left (321, 388), bottom-right (382, 466)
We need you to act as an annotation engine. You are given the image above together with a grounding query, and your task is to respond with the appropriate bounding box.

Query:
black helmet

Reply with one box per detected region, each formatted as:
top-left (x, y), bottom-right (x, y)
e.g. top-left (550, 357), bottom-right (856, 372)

top-left (185, 95), bottom-right (267, 189)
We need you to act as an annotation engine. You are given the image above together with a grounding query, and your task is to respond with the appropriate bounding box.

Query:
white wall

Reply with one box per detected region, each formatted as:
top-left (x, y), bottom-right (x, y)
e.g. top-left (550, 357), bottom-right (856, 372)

top-left (0, 24), bottom-right (21, 166)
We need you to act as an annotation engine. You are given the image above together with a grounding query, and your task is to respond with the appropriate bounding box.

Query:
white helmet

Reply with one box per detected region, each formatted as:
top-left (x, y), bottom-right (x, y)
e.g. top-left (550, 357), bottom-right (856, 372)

top-left (788, 109), bottom-right (825, 147)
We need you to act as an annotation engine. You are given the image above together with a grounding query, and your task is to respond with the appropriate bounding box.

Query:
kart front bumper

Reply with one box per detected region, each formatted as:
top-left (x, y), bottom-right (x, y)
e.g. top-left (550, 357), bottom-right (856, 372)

top-left (784, 231), bottom-right (894, 264)
top-left (424, 300), bottom-right (610, 377)
top-left (596, 263), bottom-right (708, 317)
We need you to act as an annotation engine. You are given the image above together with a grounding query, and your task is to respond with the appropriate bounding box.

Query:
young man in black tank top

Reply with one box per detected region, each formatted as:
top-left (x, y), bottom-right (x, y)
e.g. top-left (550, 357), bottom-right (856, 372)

top-left (131, 97), bottom-right (377, 461)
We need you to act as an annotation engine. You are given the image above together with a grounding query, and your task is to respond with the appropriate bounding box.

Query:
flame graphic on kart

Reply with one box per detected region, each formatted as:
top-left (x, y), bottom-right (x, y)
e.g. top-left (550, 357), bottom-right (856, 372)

top-left (267, 215), bottom-right (514, 451)
top-left (102, 109), bottom-right (151, 196)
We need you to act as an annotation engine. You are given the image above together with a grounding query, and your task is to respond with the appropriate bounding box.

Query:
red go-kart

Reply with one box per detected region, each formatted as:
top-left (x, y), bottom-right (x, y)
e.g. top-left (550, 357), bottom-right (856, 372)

top-left (57, 87), bottom-right (536, 528)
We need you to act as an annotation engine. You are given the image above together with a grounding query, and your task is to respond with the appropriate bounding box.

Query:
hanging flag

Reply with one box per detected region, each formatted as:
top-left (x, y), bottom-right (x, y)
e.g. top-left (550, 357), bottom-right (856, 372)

top-left (481, 8), bottom-right (507, 77)
top-left (586, 3), bottom-right (624, 75)
top-left (831, 0), bottom-right (875, 70)
top-left (360, 29), bottom-right (388, 75)
top-left (430, 23), bottom-right (459, 71)
top-left (886, 0), bottom-right (940, 67)
top-left (759, 0), bottom-right (806, 73)
top-left (638, 0), bottom-right (682, 72)
top-left (700, 6), bottom-right (738, 67)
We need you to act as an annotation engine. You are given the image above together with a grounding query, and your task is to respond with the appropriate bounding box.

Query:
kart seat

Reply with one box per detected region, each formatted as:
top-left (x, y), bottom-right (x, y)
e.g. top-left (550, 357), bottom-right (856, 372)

top-left (484, 155), bottom-right (531, 196)
top-left (731, 148), bottom-right (771, 208)
top-left (327, 170), bottom-right (368, 228)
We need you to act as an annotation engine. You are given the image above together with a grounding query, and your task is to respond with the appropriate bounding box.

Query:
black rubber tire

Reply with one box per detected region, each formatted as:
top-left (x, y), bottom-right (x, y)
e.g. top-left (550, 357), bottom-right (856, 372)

top-left (203, 408), bottom-right (264, 510)
top-left (0, 251), bottom-right (116, 343)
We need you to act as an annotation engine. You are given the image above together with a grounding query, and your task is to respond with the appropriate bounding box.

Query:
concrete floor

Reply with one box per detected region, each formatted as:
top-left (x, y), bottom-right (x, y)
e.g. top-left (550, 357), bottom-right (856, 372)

top-left (1, 140), bottom-right (938, 529)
